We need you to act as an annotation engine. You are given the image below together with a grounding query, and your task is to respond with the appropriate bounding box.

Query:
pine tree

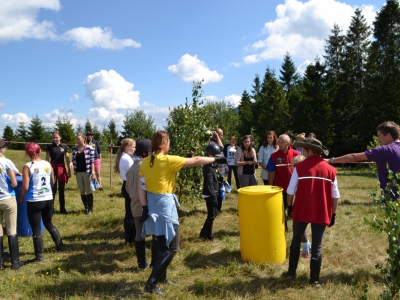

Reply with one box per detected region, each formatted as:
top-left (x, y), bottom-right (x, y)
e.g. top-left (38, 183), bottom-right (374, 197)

top-left (295, 58), bottom-right (334, 147)
top-left (27, 114), bottom-right (48, 145)
top-left (258, 68), bottom-right (289, 141)
top-left (2, 126), bottom-right (13, 141)
top-left (366, 0), bottom-right (400, 132)
top-left (120, 109), bottom-right (156, 141)
top-left (84, 119), bottom-right (93, 134)
top-left (238, 90), bottom-right (254, 138)
top-left (54, 117), bottom-right (75, 145)
top-left (279, 52), bottom-right (300, 128)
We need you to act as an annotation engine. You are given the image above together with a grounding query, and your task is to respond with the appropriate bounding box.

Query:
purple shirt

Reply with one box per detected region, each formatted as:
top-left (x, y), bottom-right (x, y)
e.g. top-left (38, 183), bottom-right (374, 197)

top-left (365, 142), bottom-right (400, 192)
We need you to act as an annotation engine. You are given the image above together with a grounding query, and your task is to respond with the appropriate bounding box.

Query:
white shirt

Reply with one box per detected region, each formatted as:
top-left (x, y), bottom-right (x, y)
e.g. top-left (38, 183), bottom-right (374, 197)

top-left (287, 168), bottom-right (340, 198)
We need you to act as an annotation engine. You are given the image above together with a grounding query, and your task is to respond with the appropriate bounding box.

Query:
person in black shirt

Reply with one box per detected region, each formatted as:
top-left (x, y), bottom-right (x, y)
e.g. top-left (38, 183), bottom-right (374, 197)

top-left (199, 143), bottom-right (222, 241)
top-left (46, 131), bottom-right (72, 214)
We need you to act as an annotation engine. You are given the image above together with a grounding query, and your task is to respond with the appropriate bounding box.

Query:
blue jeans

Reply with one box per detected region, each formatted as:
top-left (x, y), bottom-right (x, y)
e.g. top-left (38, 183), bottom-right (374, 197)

top-left (291, 220), bottom-right (325, 260)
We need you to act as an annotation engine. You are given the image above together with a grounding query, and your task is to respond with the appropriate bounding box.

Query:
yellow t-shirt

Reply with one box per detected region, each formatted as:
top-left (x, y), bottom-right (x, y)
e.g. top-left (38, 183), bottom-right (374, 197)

top-left (139, 154), bottom-right (186, 194)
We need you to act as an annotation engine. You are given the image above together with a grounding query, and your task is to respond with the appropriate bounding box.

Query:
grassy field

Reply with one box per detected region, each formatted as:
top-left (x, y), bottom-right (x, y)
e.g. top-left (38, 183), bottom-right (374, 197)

top-left (0, 150), bottom-right (388, 299)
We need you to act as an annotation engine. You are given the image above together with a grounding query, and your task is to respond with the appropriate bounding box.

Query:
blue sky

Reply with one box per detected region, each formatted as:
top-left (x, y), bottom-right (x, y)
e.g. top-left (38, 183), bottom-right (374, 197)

top-left (0, 0), bottom-right (384, 134)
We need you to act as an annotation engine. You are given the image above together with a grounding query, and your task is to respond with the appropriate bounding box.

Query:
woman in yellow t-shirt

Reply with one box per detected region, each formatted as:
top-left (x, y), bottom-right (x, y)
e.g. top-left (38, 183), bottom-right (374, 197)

top-left (139, 131), bottom-right (226, 295)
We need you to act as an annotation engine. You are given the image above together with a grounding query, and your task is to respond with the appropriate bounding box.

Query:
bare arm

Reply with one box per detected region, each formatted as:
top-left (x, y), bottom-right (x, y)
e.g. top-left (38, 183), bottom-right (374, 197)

top-left (182, 157), bottom-right (216, 168)
top-left (328, 152), bottom-right (368, 164)
top-left (45, 152), bottom-right (50, 162)
top-left (138, 178), bottom-right (147, 206)
top-left (268, 172), bottom-right (274, 185)
top-left (65, 152), bottom-right (72, 174)
top-left (19, 165), bottom-right (30, 204)
top-left (332, 198), bottom-right (339, 214)
top-left (287, 194), bottom-right (294, 206)
top-left (7, 169), bottom-right (17, 188)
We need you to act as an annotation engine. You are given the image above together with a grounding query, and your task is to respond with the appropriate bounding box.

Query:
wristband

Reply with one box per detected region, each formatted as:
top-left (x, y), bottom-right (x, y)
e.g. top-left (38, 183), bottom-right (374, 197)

top-left (91, 171), bottom-right (95, 174)
top-left (329, 157), bottom-right (334, 164)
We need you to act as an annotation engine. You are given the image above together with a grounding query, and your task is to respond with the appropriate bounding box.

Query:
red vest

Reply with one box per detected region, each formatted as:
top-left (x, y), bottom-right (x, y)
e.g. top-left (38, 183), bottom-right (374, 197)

top-left (270, 147), bottom-right (300, 191)
top-left (292, 155), bottom-right (337, 226)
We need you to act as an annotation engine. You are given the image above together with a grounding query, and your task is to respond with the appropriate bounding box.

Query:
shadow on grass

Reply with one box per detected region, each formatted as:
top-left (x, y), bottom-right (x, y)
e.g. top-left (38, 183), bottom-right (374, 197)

top-left (183, 248), bottom-right (242, 269)
top-left (30, 277), bottom-right (145, 298)
top-left (185, 268), bottom-right (384, 297)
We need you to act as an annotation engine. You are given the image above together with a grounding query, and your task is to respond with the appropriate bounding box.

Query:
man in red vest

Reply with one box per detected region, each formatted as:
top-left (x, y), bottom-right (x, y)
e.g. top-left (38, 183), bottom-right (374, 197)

top-left (283, 138), bottom-right (340, 286)
top-left (266, 134), bottom-right (300, 228)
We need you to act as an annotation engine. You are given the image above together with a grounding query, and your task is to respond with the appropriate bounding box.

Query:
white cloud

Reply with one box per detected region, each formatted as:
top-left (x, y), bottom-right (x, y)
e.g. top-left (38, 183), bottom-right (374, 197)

top-left (0, 103), bottom-right (6, 109)
top-left (83, 70), bottom-right (140, 111)
top-left (0, 113), bottom-right (30, 129)
top-left (203, 94), bottom-right (241, 108)
top-left (224, 94), bottom-right (241, 107)
top-left (168, 54), bottom-right (223, 84)
top-left (142, 101), bottom-right (169, 130)
top-left (0, 0), bottom-right (60, 41)
top-left (87, 107), bottom-right (125, 125)
top-left (243, 0), bottom-right (378, 64)
top-left (0, 1), bottom-right (140, 50)
top-left (61, 27), bottom-right (141, 50)
top-left (69, 94), bottom-right (79, 102)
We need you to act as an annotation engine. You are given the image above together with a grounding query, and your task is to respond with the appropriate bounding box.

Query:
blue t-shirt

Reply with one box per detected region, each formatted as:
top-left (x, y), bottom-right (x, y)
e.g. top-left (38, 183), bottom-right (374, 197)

top-left (365, 142), bottom-right (400, 192)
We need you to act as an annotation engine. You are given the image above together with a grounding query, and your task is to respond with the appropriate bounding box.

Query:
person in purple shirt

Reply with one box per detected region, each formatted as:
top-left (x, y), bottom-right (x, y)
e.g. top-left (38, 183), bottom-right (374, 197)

top-left (327, 121), bottom-right (400, 196)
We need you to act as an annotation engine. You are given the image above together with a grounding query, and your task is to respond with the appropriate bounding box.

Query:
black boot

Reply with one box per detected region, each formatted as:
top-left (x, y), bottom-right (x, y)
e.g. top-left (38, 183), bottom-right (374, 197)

top-left (0, 236), bottom-right (4, 269)
top-left (282, 245), bottom-right (300, 279)
top-left (309, 256), bottom-right (322, 285)
top-left (59, 182), bottom-right (68, 214)
top-left (8, 235), bottom-right (24, 270)
top-left (33, 235), bottom-right (44, 262)
top-left (134, 240), bottom-right (148, 269)
top-left (81, 195), bottom-right (89, 214)
top-left (144, 251), bottom-right (175, 294)
top-left (128, 218), bottom-right (136, 244)
top-left (49, 227), bottom-right (66, 252)
top-left (86, 194), bottom-right (94, 215)
top-left (123, 219), bottom-right (132, 246)
top-left (150, 236), bottom-right (158, 267)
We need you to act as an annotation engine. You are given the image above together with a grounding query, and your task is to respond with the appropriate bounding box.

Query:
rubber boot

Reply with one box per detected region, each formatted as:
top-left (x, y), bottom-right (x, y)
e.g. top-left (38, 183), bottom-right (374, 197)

top-left (144, 251), bottom-right (175, 294)
top-left (49, 227), bottom-right (66, 252)
top-left (134, 240), bottom-right (148, 269)
top-left (8, 235), bottom-right (24, 270)
top-left (59, 182), bottom-right (68, 214)
top-left (150, 236), bottom-right (158, 267)
top-left (282, 245), bottom-right (300, 279)
top-left (309, 256), bottom-right (322, 285)
top-left (86, 193), bottom-right (94, 215)
top-left (128, 218), bottom-right (136, 244)
top-left (33, 235), bottom-right (44, 262)
top-left (123, 219), bottom-right (132, 246)
top-left (81, 195), bottom-right (89, 214)
top-left (0, 236), bottom-right (4, 269)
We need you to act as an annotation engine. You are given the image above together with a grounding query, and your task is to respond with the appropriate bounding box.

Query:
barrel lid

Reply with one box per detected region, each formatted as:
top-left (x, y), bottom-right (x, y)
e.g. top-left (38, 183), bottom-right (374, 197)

top-left (238, 185), bottom-right (282, 195)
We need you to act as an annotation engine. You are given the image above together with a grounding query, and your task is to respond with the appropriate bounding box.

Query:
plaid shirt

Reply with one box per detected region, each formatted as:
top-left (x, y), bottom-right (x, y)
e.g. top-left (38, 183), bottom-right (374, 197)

top-left (72, 145), bottom-right (95, 176)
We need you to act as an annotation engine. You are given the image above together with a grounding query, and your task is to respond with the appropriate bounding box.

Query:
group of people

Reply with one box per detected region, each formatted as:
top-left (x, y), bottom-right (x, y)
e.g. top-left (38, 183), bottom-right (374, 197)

top-left (0, 121), bottom-right (399, 292)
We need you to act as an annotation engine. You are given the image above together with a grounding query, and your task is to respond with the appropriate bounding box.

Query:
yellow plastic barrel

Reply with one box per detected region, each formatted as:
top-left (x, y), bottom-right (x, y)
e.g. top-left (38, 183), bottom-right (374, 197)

top-left (238, 185), bottom-right (285, 264)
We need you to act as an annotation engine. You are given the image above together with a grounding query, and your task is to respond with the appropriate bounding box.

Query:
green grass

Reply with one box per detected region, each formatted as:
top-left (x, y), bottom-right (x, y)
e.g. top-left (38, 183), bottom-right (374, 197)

top-left (0, 150), bottom-right (389, 299)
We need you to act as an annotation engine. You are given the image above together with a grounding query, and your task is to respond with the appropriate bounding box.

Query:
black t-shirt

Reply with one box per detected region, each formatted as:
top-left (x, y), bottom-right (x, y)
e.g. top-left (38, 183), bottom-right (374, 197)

top-left (243, 156), bottom-right (255, 175)
top-left (46, 143), bottom-right (69, 164)
top-left (76, 152), bottom-right (86, 172)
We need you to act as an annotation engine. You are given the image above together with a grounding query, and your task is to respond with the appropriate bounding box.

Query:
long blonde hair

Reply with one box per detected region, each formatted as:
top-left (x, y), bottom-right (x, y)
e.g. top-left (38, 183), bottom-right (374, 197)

top-left (114, 138), bottom-right (135, 173)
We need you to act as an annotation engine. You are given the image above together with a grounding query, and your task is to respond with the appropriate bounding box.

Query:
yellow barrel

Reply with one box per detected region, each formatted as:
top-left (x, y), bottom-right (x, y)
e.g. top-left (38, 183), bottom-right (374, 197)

top-left (238, 185), bottom-right (285, 264)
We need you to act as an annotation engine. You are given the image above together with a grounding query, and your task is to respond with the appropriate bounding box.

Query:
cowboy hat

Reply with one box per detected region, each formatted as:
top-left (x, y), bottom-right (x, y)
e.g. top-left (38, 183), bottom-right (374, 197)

top-left (293, 138), bottom-right (329, 156)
